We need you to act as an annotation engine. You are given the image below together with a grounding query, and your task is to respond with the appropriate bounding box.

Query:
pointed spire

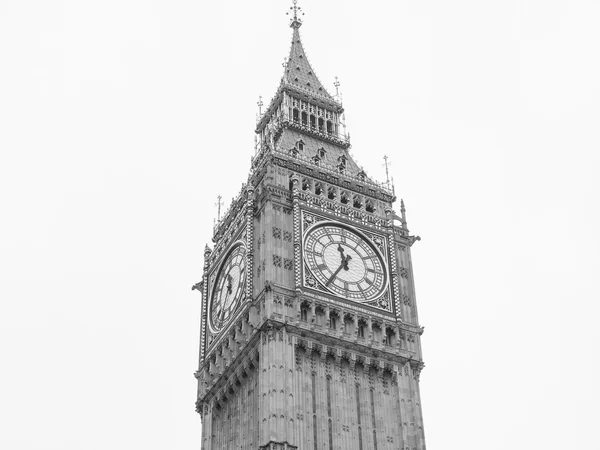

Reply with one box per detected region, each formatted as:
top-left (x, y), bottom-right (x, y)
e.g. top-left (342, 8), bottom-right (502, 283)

top-left (283, 24), bottom-right (335, 101)
top-left (400, 199), bottom-right (407, 229)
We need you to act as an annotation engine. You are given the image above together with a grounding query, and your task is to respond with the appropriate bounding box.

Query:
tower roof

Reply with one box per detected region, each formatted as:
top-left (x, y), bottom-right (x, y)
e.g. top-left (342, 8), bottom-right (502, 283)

top-left (282, 27), bottom-right (335, 102)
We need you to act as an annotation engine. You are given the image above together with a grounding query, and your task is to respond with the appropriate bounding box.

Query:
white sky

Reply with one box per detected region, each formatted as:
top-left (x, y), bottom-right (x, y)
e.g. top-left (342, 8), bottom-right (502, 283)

top-left (1, 0), bottom-right (599, 448)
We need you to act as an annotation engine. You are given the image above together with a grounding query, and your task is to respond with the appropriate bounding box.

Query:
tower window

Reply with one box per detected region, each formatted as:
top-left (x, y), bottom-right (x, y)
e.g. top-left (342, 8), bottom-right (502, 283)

top-left (327, 186), bottom-right (336, 200)
top-left (326, 120), bottom-right (333, 134)
top-left (302, 112), bottom-right (308, 126)
top-left (297, 140), bottom-right (304, 151)
top-left (318, 117), bottom-right (324, 132)
top-left (384, 328), bottom-right (395, 346)
top-left (315, 306), bottom-right (325, 326)
top-left (329, 312), bottom-right (338, 330)
top-left (357, 320), bottom-right (366, 338)
top-left (293, 108), bottom-right (299, 123)
top-left (340, 191), bottom-right (349, 204)
top-left (318, 147), bottom-right (326, 159)
top-left (310, 115), bottom-right (316, 129)
top-left (302, 178), bottom-right (311, 191)
top-left (343, 314), bottom-right (354, 334)
top-left (301, 307), bottom-right (308, 322)
top-left (372, 323), bottom-right (382, 342)
top-left (338, 156), bottom-right (347, 174)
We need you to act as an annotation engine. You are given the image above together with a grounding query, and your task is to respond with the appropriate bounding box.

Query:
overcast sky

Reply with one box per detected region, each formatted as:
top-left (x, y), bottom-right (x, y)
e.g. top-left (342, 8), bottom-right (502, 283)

top-left (1, 0), bottom-right (599, 449)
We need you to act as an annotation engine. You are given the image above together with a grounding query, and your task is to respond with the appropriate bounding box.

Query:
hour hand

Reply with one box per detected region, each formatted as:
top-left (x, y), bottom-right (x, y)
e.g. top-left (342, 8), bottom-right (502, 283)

top-left (337, 244), bottom-right (346, 262)
top-left (226, 274), bottom-right (233, 294)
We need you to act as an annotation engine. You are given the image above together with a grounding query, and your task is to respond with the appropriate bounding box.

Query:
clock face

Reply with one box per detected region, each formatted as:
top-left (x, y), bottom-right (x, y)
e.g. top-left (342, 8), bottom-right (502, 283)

top-left (209, 243), bottom-right (246, 332)
top-left (303, 222), bottom-right (387, 301)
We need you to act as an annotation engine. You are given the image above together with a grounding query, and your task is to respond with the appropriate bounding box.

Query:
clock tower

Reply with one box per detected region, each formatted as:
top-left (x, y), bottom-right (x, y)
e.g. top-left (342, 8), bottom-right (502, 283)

top-left (194, 3), bottom-right (427, 449)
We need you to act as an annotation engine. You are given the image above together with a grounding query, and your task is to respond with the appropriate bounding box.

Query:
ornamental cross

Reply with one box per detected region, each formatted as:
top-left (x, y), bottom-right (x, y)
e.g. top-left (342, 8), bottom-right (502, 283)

top-left (287, 0), bottom-right (304, 24)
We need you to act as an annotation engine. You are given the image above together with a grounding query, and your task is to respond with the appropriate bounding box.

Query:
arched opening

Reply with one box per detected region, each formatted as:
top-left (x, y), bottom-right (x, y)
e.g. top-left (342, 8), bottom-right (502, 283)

top-left (302, 178), bottom-right (311, 191)
top-left (329, 311), bottom-right (339, 330)
top-left (340, 191), bottom-right (349, 204)
top-left (327, 186), bottom-right (336, 200)
top-left (357, 319), bottom-right (366, 338)
top-left (315, 305), bottom-right (325, 327)
top-left (315, 182), bottom-right (323, 196)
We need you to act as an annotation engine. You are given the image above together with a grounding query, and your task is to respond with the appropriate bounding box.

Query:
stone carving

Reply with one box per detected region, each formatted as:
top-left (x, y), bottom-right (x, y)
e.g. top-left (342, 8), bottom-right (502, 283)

top-left (304, 271), bottom-right (317, 288)
top-left (273, 255), bottom-right (282, 267)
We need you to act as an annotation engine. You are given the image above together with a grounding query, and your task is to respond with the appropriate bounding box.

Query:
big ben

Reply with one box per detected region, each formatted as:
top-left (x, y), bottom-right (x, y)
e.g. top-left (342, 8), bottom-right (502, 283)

top-left (194, 2), bottom-right (427, 449)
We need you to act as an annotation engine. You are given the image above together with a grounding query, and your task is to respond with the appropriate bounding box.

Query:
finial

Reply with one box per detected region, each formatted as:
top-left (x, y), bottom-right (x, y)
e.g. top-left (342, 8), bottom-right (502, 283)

top-left (383, 155), bottom-right (391, 189)
top-left (287, 0), bottom-right (304, 28)
top-left (257, 95), bottom-right (263, 116)
top-left (334, 76), bottom-right (340, 96)
top-left (215, 194), bottom-right (224, 222)
top-left (282, 57), bottom-right (288, 70)
top-left (401, 198), bottom-right (407, 229)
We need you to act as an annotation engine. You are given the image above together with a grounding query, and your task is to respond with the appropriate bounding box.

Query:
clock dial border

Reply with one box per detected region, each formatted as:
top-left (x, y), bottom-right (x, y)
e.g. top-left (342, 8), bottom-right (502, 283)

top-left (302, 220), bottom-right (389, 303)
top-left (207, 241), bottom-right (247, 334)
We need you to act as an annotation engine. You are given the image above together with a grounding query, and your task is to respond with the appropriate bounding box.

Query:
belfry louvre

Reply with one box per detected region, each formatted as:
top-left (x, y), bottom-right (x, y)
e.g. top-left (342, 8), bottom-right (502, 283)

top-left (193, 2), bottom-right (427, 449)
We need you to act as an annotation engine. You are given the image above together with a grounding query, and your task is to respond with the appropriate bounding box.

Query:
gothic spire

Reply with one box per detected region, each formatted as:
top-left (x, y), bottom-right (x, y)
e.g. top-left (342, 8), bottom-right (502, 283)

top-left (282, 2), bottom-right (336, 102)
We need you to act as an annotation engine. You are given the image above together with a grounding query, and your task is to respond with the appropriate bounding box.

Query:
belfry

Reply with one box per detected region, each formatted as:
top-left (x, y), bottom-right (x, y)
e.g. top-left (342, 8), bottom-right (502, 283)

top-left (194, 2), bottom-right (427, 449)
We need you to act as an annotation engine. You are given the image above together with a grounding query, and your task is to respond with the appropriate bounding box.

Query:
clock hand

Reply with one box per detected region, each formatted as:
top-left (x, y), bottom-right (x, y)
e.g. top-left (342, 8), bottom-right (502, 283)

top-left (325, 262), bottom-right (345, 286)
top-left (226, 274), bottom-right (233, 294)
top-left (336, 244), bottom-right (352, 270)
top-left (343, 254), bottom-right (351, 271)
top-left (337, 244), bottom-right (346, 264)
